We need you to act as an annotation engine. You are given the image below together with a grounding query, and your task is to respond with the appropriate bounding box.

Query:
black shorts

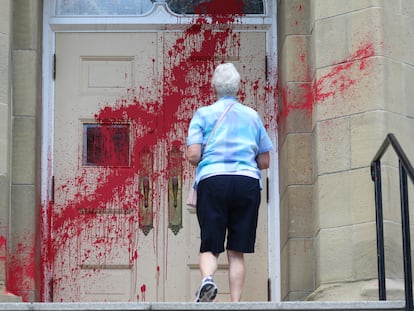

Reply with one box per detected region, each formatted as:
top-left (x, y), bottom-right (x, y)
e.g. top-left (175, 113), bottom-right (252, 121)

top-left (196, 175), bottom-right (261, 254)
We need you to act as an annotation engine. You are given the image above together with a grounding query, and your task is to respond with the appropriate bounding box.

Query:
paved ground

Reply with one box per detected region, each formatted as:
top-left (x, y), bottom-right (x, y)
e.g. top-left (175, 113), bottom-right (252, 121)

top-left (0, 301), bottom-right (406, 311)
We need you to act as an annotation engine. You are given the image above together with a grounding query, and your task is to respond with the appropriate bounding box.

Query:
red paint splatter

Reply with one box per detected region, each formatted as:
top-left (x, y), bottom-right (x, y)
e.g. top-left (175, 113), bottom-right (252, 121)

top-left (279, 42), bottom-right (375, 125)
top-left (7, 241), bottom-right (37, 301)
top-left (140, 284), bottom-right (146, 302)
top-left (315, 43), bottom-right (375, 102)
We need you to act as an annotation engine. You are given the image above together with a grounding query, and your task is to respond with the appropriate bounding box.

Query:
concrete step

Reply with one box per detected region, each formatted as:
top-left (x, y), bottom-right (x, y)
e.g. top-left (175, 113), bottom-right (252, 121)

top-left (0, 301), bottom-right (406, 311)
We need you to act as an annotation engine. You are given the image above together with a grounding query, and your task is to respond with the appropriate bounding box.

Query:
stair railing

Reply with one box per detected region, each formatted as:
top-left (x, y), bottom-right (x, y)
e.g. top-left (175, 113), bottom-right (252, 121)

top-left (371, 133), bottom-right (414, 311)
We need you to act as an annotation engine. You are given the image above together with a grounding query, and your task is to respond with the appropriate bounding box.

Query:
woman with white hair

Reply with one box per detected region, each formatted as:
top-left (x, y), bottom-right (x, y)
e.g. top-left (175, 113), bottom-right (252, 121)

top-left (186, 63), bottom-right (273, 302)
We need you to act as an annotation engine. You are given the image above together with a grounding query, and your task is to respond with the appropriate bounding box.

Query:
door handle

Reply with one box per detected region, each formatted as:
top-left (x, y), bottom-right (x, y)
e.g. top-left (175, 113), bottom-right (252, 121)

top-left (172, 176), bottom-right (178, 208)
top-left (143, 176), bottom-right (150, 208)
top-left (168, 145), bottom-right (182, 235)
top-left (139, 149), bottom-right (153, 235)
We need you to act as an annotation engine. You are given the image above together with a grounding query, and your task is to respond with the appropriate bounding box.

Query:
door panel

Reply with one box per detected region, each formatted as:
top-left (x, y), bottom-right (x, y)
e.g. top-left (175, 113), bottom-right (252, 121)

top-left (53, 30), bottom-right (267, 302)
top-left (162, 30), bottom-right (268, 302)
top-left (54, 33), bottom-right (160, 302)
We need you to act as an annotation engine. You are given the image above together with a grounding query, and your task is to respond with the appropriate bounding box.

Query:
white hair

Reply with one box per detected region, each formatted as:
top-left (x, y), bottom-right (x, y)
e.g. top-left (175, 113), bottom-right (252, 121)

top-left (211, 63), bottom-right (241, 98)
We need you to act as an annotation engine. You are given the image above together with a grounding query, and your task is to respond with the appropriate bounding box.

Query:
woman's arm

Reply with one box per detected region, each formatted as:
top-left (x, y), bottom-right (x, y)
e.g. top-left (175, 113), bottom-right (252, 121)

top-left (256, 151), bottom-right (270, 170)
top-left (186, 144), bottom-right (202, 166)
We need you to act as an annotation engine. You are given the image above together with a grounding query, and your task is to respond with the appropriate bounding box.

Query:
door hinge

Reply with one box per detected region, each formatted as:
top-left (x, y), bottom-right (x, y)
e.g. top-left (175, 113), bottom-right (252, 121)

top-left (266, 176), bottom-right (269, 204)
top-left (50, 175), bottom-right (55, 202)
top-left (53, 54), bottom-right (56, 80)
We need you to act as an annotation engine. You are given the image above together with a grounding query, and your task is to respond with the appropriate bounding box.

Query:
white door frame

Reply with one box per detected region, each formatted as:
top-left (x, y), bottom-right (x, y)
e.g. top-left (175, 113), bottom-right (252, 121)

top-left (41, 0), bottom-right (280, 302)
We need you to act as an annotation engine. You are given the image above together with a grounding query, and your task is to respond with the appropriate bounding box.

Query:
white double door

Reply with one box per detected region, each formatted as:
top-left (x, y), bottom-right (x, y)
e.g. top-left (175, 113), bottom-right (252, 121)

top-left (52, 31), bottom-right (268, 302)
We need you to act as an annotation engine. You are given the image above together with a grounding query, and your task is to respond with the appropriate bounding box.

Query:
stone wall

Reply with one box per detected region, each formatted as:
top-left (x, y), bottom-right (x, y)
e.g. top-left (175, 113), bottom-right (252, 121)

top-left (0, 0), bottom-right (42, 301)
top-left (0, 0), bottom-right (17, 302)
top-left (278, 0), bottom-right (414, 301)
top-left (277, 0), bottom-right (313, 301)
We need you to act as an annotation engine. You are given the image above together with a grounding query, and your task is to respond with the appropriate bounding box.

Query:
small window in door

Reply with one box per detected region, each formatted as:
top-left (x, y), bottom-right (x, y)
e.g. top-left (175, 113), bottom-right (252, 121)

top-left (83, 123), bottom-right (130, 167)
top-left (56, 0), bottom-right (154, 16)
top-left (55, 0), bottom-right (264, 16)
top-left (167, 0), bottom-right (264, 14)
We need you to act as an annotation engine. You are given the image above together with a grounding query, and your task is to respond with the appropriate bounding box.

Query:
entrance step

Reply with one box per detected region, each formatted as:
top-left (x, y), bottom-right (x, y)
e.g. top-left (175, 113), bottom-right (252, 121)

top-left (0, 301), bottom-right (405, 311)
top-left (0, 285), bottom-right (21, 302)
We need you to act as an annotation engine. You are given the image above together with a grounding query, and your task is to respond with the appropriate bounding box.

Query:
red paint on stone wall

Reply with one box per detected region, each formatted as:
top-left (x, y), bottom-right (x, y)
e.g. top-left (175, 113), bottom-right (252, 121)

top-left (279, 42), bottom-right (375, 127)
top-left (7, 242), bottom-right (36, 299)
top-left (315, 43), bottom-right (375, 102)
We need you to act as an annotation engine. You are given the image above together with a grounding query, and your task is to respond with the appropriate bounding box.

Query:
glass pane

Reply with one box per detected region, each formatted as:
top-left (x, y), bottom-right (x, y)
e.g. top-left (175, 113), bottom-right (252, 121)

top-left (167, 0), bottom-right (264, 14)
top-left (56, 0), bottom-right (154, 16)
top-left (55, 0), bottom-right (264, 16)
top-left (83, 123), bottom-right (130, 167)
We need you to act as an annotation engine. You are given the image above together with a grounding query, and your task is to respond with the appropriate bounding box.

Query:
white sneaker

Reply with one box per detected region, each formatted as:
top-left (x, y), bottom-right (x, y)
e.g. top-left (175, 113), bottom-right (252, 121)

top-left (194, 276), bottom-right (218, 302)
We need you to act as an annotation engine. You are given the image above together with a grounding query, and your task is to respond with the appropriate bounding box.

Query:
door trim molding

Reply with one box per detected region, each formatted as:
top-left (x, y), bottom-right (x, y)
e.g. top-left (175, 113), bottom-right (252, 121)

top-left (41, 0), bottom-right (280, 302)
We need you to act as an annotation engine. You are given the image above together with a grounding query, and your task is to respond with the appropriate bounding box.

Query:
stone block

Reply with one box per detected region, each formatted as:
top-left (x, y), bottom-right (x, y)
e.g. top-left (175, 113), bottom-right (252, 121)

top-left (10, 185), bottom-right (36, 252)
top-left (313, 14), bottom-right (348, 69)
top-left (352, 110), bottom-right (414, 168)
top-left (383, 221), bottom-right (404, 279)
top-left (286, 291), bottom-right (312, 301)
top-left (279, 82), bottom-right (312, 140)
top-left (0, 104), bottom-right (8, 174)
top-left (402, 0), bottom-right (414, 18)
top-left (315, 226), bottom-right (353, 285)
top-left (278, 0), bottom-right (310, 36)
top-left (353, 222), bottom-right (378, 280)
top-left (313, 56), bottom-right (384, 123)
top-left (383, 59), bottom-right (403, 115)
top-left (287, 185), bottom-right (313, 238)
top-left (280, 133), bottom-right (312, 191)
top-left (386, 113), bottom-right (414, 160)
top-left (12, 0), bottom-right (41, 50)
top-left (384, 13), bottom-right (414, 65)
top-left (313, 0), bottom-right (382, 20)
top-left (0, 0), bottom-right (10, 35)
top-left (350, 111), bottom-right (388, 169)
top-left (0, 226), bottom-right (6, 283)
top-left (281, 35), bottom-right (310, 82)
top-left (0, 34), bottom-right (9, 104)
top-left (288, 238), bottom-right (313, 291)
top-left (0, 175), bottom-right (8, 226)
top-left (348, 7), bottom-right (384, 57)
top-left (314, 168), bottom-right (374, 232)
top-left (380, 165), bottom-right (404, 223)
top-left (280, 189), bottom-right (289, 247)
top-left (12, 117), bottom-right (36, 184)
top-left (9, 189), bottom-right (36, 301)
top-left (404, 64), bottom-right (414, 118)
top-left (313, 117), bottom-right (350, 176)
top-left (280, 241), bottom-right (289, 300)
top-left (383, 0), bottom-right (400, 15)
top-left (13, 50), bottom-right (38, 116)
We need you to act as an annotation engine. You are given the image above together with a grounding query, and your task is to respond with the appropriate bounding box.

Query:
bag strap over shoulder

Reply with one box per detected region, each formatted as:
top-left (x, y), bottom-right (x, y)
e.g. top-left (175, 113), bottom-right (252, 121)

top-left (205, 102), bottom-right (235, 147)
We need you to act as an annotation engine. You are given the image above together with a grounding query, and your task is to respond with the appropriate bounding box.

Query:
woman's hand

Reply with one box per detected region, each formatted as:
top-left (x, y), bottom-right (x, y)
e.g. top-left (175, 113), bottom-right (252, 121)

top-left (256, 152), bottom-right (270, 170)
top-left (186, 144), bottom-right (202, 166)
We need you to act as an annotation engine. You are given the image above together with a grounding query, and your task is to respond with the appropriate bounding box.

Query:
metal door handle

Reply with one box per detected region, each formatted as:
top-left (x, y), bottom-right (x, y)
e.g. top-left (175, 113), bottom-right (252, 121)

top-left (143, 176), bottom-right (150, 208)
top-left (172, 176), bottom-right (178, 208)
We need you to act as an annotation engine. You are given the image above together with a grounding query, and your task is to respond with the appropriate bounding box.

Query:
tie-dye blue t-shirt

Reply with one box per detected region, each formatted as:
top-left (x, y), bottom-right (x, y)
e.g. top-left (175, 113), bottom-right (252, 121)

top-left (187, 96), bottom-right (273, 188)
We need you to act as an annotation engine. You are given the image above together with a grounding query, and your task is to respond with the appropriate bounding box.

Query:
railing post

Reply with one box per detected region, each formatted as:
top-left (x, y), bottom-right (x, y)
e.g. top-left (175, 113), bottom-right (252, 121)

top-left (371, 160), bottom-right (386, 300)
top-left (399, 161), bottom-right (413, 311)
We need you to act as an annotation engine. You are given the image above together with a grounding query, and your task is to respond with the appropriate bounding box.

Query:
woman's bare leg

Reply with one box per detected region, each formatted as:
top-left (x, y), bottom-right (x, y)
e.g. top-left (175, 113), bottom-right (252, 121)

top-left (200, 251), bottom-right (218, 278)
top-left (227, 250), bottom-right (245, 302)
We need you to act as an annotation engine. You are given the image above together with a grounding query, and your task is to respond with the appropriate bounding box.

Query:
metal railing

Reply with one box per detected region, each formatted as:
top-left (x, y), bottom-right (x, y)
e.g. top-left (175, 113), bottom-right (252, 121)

top-left (371, 133), bottom-right (414, 311)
